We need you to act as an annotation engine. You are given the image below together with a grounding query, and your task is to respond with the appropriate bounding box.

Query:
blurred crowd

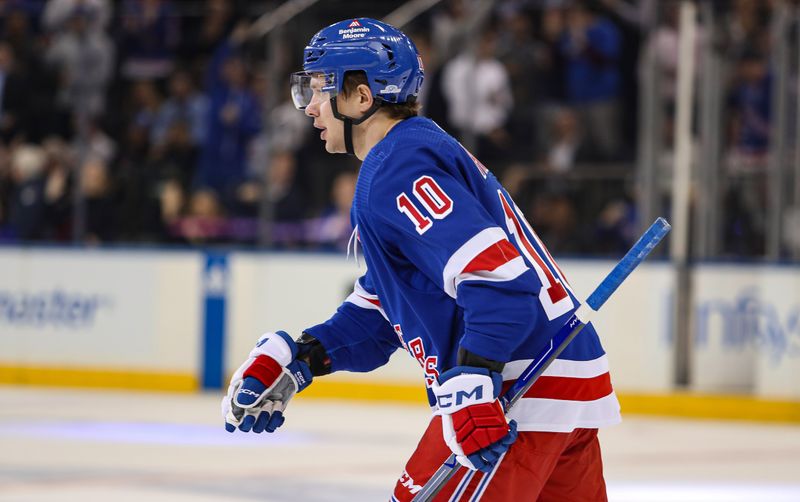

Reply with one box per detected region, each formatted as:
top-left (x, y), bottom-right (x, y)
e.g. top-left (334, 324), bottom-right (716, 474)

top-left (0, 0), bottom-right (790, 257)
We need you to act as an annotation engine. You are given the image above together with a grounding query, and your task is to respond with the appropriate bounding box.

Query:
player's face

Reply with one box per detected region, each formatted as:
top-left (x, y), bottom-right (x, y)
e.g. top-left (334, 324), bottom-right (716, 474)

top-left (304, 75), bottom-right (346, 154)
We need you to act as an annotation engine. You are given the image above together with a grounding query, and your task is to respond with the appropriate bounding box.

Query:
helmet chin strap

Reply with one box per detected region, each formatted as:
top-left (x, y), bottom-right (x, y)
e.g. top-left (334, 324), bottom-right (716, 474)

top-left (330, 96), bottom-right (382, 155)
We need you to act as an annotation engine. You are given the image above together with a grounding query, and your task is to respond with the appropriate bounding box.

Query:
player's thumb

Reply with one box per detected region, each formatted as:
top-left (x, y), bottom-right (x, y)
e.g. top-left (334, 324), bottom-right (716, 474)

top-left (234, 377), bottom-right (268, 407)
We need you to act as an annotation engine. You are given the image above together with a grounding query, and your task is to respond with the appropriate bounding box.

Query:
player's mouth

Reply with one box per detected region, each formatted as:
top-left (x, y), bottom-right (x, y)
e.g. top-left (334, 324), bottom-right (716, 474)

top-left (314, 122), bottom-right (327, 140)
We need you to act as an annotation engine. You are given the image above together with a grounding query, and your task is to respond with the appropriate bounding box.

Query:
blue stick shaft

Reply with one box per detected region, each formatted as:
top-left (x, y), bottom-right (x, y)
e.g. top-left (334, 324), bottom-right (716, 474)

top-left (412, 218), bottom-right (671, 502)
top-left (586, 217), bottom-right (671, 311)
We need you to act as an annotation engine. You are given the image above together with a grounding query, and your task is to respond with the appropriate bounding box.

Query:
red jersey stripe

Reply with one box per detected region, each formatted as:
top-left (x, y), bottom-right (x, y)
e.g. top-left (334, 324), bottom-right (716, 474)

top-left (462, 240), bottom-right (520, 274)
top-left (501, 372), bottom-right (613, 402)
top-left (357, 294), bottom-right (382, 308)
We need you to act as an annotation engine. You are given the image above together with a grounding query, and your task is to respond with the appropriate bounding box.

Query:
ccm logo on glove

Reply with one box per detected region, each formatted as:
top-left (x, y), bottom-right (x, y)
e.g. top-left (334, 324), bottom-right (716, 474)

top-left (238, 388), bottom-right (261, 399)
top-left (436, 385), bottom-right (484, 409)
top-left (431, 365), bottom-right (518, 472)
top-left (290, 367), bottom-right (311, 388)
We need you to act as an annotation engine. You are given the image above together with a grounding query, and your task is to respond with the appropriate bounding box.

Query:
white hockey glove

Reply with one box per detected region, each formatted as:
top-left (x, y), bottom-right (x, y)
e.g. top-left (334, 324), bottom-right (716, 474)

top-left (432, 366), bottom-right (518, 472)
top-left (222, 331), bottom-right (313, 433)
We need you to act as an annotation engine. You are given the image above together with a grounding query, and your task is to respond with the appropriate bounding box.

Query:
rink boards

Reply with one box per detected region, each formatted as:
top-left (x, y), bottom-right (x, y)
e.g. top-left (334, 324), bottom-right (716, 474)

top-left (0, 247), bottom-right (798, 418)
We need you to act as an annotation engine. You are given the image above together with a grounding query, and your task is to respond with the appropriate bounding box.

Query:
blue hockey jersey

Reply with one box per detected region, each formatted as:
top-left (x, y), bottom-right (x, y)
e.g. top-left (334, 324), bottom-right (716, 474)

top-left (305, 117), bottom-right (620, 432)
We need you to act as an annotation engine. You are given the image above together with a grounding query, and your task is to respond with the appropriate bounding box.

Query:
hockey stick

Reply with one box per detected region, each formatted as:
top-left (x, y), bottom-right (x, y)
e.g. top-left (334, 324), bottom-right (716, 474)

top-left (411, 217), bottom-right (671, 502)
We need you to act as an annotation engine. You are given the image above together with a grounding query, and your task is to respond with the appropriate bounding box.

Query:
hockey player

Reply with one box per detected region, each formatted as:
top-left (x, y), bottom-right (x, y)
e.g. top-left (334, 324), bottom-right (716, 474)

top-left (222, 18), bottom-right (620, 501)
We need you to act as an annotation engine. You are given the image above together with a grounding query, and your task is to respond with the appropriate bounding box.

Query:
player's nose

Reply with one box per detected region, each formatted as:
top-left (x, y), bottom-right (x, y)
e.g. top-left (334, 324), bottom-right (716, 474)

top-left (305, 101), bottom-right (319, 118)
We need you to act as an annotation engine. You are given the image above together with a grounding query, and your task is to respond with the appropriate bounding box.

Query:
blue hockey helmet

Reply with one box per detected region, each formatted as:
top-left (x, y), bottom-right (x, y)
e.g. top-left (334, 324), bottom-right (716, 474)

top-left (290, 18), bottom-right (424, 111)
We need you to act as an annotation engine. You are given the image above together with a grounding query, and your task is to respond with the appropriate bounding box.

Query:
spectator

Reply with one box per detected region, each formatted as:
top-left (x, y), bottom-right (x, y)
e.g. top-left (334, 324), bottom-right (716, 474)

top-left (247, 97), bottom-right (311, 191)
top-left (442, 27), bottom-right (513, 162)
top-left (7, 145), bottom-right (48, 240)
top-left (177, 0), bottom-right (240, 68)
top-left (593, 195), bottom-right (637, 255)
top-left (311, 170), bottom-right (356, 251)
top-left (412, 30), bottom-right (452, 135)
top-left (44, 3), bottom-right (115, 120)
top-left (153, 121), bottom-right (199, 190)
top-left (723, 179), bottom-right (765, 256)
top-left (113, 106), bottom-right (190, 240)
top-left (0, 42), bottom-right (31, 143)
top-left (41, 136), bottom-right (72, 240)
top-left (726, 0), bottom-right (771, 60)
top-left (431, 0), bottom-right (491, 62)
top-left (728, 51), bottom-right (771, 161)
top-left (496, 8), bottom-right (547, 159)
top-left (529, 191), bottom-right (586, 255)
top-left (113, 117), bottom-right (153, 239)
top-left (179, 188), bottom-right (226, 244)
top-left (80, 157), bottom-right (115, 243)
top-left (3, 8), bottom-right (38, 73)
top-left (640, 2), bottom-right (705, 117)
top-left (75, 119), bottom-right (116, 166)
top-left (128, 79), bottom-right (163, 145)
top-left (262, 150), bottom-right (306, 224)
top-left (558, 0), bottom-right (622, 160)
top-left (545, 107), bottom-right (591, 173)
top-left (43, 0), bottom-right (110, 34)
top-left (195, 25), bottom-right (261, 202)
top-left (118, 0), bottom-right (180, 80)
top-left (156, 177), bottom-right (184, 239)
top-left (118, 119), bottom-right (151, 174)
top-left (151, 69), bottom-right (208, 150)
top-left (2, 9), bottom-right (61, 142)
top-left (231, 149), bottom-right (308, 246)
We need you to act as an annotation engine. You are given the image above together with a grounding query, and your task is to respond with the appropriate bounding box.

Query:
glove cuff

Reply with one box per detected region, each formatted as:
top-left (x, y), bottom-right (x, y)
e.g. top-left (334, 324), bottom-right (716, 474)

top-left (250, 330), bottom-right (297, 366)
top-left (432, 366), bottom-right (500, 415)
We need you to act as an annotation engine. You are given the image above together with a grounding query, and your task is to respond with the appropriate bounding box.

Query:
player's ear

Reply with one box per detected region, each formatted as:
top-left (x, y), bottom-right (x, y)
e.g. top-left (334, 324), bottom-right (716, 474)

top-left (357, 83), bottom-right (373, 111)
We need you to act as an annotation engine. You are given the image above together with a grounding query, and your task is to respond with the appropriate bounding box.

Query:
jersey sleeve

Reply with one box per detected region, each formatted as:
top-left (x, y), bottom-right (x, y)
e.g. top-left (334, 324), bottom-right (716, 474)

top-left (304, 272), bottom-right (401, 373)
top-left (367, 144), bottom-right (543, 363)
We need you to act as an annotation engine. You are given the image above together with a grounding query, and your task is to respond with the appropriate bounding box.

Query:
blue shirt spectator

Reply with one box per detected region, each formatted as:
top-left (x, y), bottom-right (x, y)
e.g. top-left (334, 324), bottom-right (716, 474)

top-left (559, 6), bottom-right (621, 103)
top-left (151, 70), bottom-right (208, 148)
top-left (119, 0), bottom-right (180, 80)
top-left (195, 39), bottom-right (261, 200)
top-left (729, 55), bottom-right (771, 155)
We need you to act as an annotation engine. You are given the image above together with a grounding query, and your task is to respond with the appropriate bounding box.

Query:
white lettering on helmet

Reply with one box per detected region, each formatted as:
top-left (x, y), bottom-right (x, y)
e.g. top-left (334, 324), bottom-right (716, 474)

top-left (379, 84), bottom-right (401, 94)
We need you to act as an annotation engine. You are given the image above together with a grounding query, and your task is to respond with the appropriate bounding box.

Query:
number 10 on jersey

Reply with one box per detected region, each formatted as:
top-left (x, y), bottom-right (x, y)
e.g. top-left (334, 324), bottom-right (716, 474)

top-left (396, 176), bottom-right (454, 234)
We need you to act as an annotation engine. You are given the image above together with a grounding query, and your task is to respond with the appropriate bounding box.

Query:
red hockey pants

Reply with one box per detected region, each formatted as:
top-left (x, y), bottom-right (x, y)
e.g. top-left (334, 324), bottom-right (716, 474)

top-left (392, 416), bottom-right (608, 501)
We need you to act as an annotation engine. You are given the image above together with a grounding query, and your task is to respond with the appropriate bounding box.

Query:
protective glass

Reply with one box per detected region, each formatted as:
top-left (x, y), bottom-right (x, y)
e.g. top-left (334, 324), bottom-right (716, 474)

top-left (290, 71), bottom-right (337, 110)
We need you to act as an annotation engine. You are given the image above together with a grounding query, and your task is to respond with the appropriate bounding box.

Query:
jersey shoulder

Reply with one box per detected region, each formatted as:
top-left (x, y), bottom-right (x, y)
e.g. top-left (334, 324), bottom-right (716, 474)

top-left (358, 118), bottom-right (458, 206)
top-left (372, 117), bottom-right (457, 168)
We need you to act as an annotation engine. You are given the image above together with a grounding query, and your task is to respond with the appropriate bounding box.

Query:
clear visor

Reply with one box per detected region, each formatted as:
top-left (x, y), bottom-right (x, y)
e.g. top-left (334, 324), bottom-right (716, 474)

top-left (290, 71), bottom-right (337, 110)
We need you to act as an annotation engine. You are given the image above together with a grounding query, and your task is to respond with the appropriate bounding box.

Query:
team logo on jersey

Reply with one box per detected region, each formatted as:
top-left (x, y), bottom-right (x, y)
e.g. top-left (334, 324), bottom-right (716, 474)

top-left (407, 336), bottom-right (439, 386)
top-left (393, 324), bottom-right (407, 349)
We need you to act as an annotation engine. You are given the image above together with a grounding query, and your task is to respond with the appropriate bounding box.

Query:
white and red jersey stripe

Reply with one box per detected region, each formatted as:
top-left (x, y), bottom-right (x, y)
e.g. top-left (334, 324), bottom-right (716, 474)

top-left (442, 227), bottom-right (529, 299)
top-left (501, 354), bottom-right (620, 432)
top-left (345, 278), bottom-right (390, 322)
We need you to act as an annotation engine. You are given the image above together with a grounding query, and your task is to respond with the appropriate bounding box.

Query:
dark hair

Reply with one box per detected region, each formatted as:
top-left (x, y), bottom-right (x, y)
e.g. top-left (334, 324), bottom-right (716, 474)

top-left (340, 71), bottom-right (420, 120)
